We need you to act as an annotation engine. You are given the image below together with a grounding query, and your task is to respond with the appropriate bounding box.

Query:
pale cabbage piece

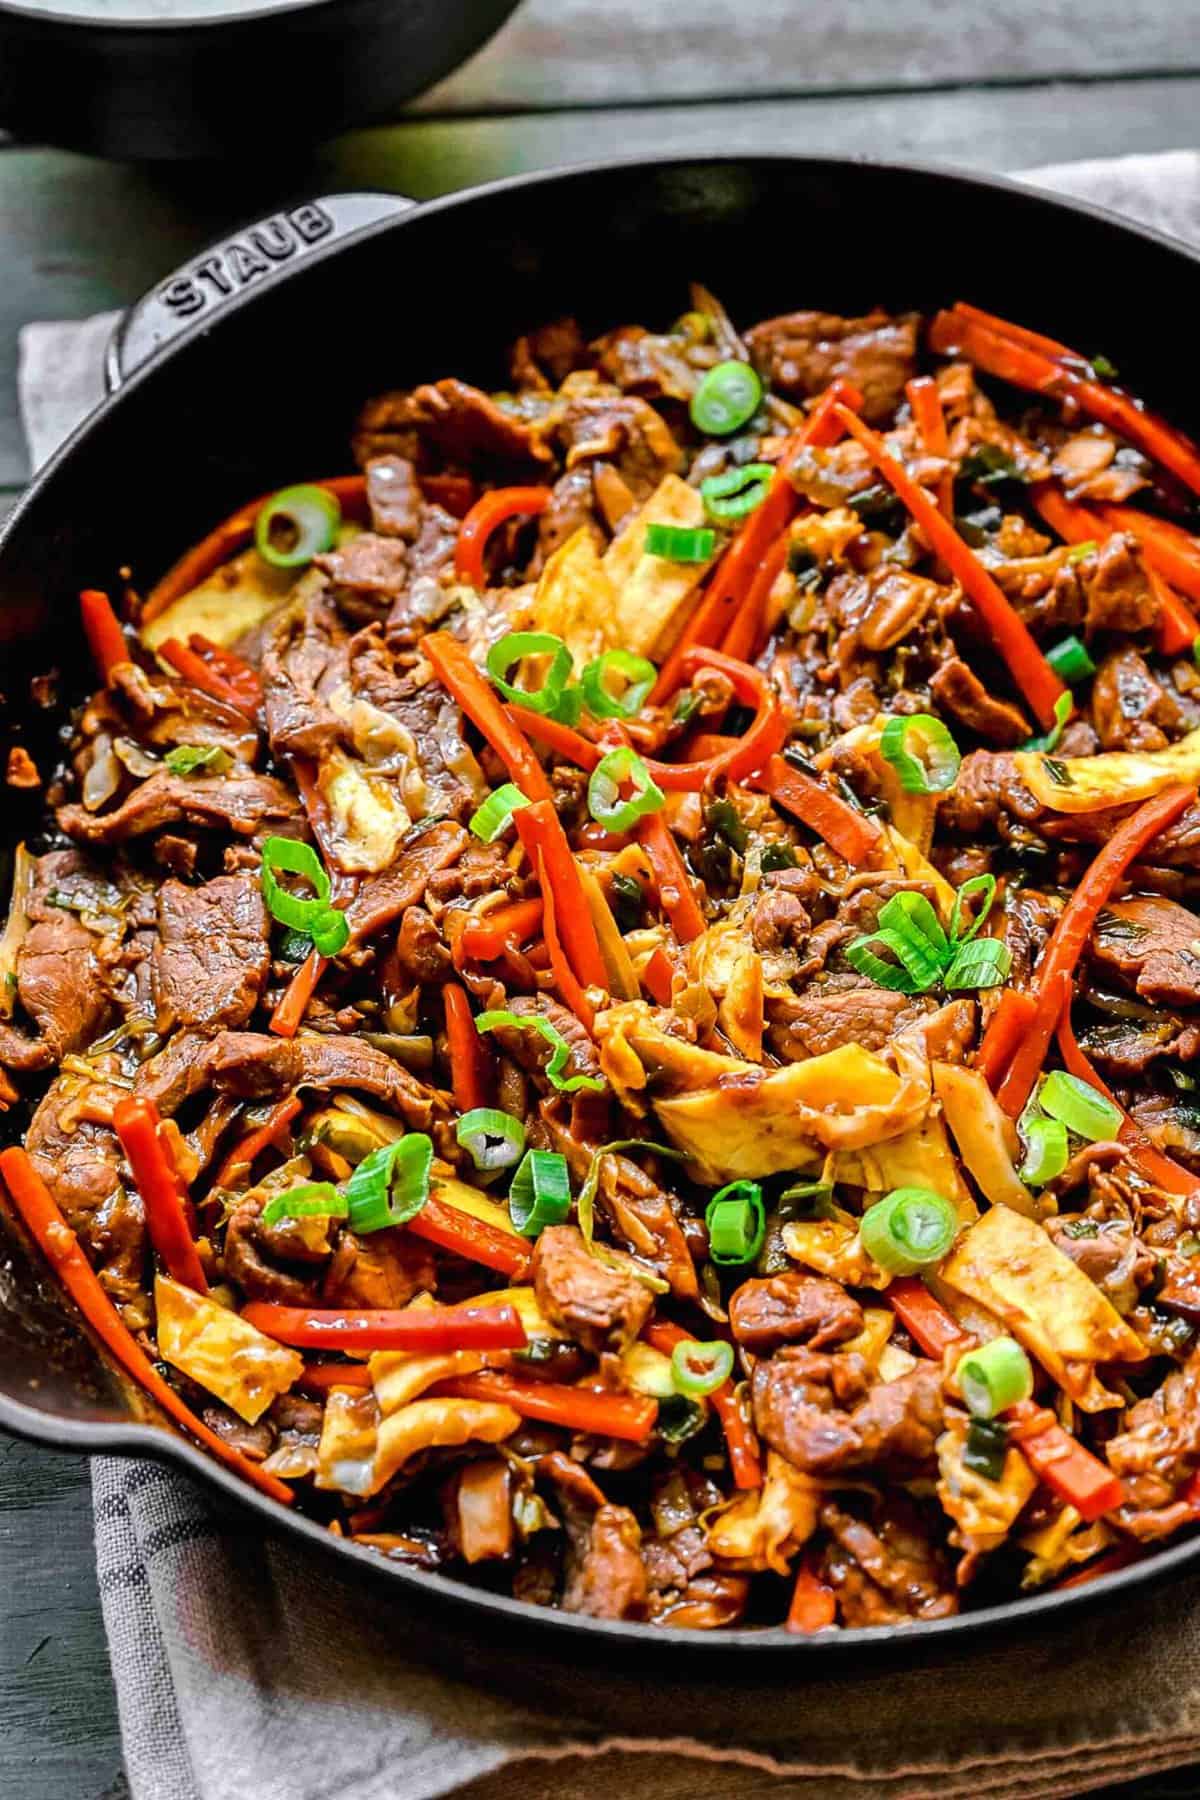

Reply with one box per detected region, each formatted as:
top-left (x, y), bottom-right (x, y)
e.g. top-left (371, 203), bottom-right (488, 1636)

top-left (433, 1176), bottom-right (525, 1240)
top-left (877, 1341), bottom-right (918, 1382)
top-left (1018, 1505), bottom-right (1115, 1589)
top-left (1013, 726), bottom-right (1200, 813)
top-left (831, 1111), bottom-right (975, 1219)
top-left (884, 824), bottom-right (956, 913)
top-left (783, 1216), bottom-right (891, 1290)
top-left (940, 1205), bottom-right (1145, 1411)
top-left (142, 544), bottom-right (300, 650)
top-left (839, 1305), bottom-right (896, 1370)
top-left (601, 474), bottom-right (718, 658)
top-left (154, 1274), bottom-right (303, 1425)
top-left (933, 1062), bottom-right (1040, 1220)
top-left (530, 527), bottom-right (618, 667)
top-left (372, 1398), bottom-right (520, 1495)
top-left (317, 744), bottom-right (410, 874)
top-left (936, 1414), bottom-right (1038, 1561)
top-left (0, 842), bottom-right (34, 1020)
top-left (689, 922), bottom-right (766, 1062)
top-left (370, 1349), bottom-right (489, 1416)
top-left (705, 1452), bottom-right (821, 1574)
top-left (315, 1386), bottom-right (381, 1495)
top-left (821, 717), bottom-right (945, 864)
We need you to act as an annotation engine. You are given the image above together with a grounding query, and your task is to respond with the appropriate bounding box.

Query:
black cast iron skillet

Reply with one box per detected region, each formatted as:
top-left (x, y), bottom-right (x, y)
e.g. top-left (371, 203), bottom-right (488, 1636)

top-left (3, 155), bottom-right (1200, 1670)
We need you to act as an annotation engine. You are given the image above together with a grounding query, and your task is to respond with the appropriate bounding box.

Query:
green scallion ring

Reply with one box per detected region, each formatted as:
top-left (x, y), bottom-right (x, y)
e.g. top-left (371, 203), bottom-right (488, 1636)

top-left (956, 1335), bottom-right (1034, 1420)
top-left (587, 745), bottom-right (665, 834)
top-left (260, 836), bottom-right (333, 933)
top-left (942, 937), bottom-right (1012, 992)
top-left (344, 1133), bottom-right (433, 1234)
top-left (469, 783), bottom-right (530, 844)
top-left (690, 359), bottom-right (764, 436)
top-left (705, 1180), bottom-right (765, 1266)
top-left (580, 649), bottom-right (658, 720)
top-left (880, 713), bottom-right (962, 794)
top-left (308, 906), bottom-right (349, 958)
top-left (1046, 634), bottom-right (1097, 684)
top-left (1020, 1113), bottom-right (1070, 1186)
top-left (456, 1106), bottom-right (526, 1172)
top-left (878, 889), bottom-right (949, 959)
top-left (255, 484), bottom-right (341, 570)
top-left (486, 631), bottom-right (574, 717)
top-left (1037, 1070), bottom-right (1124, 1142)
top-left (671, 1337), bottom-right (734, 1397)
top-left (644, 522), bottom-right (716, 563)
top-left (860, 1187), bottom-right (959, 1276)
top-left (260, 1182), bottom-right (348, 1228)
top-left (1021, 691), bottom-right (1073, 754)
top-left (164, 744), bottom-right (232, 778)
top-left (948, 874), bottom-right (997, 946)
top-left (508, 1149), bottom-right (572, 1237)
top-left (700, 463), bottom-right (775, 522)
top-left (475, 1009), bottom-right (605, 1094)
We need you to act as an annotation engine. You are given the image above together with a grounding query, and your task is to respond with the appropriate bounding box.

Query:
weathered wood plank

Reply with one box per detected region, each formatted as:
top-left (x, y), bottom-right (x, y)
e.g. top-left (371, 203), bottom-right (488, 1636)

top-left (420, 0), bottom-right (1199, 112)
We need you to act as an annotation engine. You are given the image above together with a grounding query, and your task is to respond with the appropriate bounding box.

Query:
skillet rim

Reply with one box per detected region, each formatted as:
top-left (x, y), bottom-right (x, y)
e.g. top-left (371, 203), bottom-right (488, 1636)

top-left (4, 147), bottom-right (1200, 1655)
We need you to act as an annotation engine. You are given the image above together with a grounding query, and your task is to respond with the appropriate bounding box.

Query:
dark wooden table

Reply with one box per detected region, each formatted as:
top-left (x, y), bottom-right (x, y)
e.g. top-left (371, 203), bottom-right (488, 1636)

top-left (3, 4), bottom-right (1200, 1792)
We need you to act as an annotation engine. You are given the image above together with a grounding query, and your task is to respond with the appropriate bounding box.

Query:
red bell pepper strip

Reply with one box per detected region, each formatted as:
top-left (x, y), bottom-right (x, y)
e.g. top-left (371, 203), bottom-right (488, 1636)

top-left (1007, 1400), bottom-right (1125, 1522)
top-left (933, 303), bottom-right (1200, 500)
top-left (505, 704), bottom-right (601, 772)
top-left (786, 1554), bottom-right (838, 1633)
top-left (1098, 503), bottom-right (1200, 605)
top-left (419, 472), bottom-right (476, 519)
top-left (995, 971), bottom-right (1072, 1119)
top-left (650, 377), bottom-right (863, 704)
top-left (0, 1147), bottom-right (293, 1505)
top-left (454, 486), bottom-right (553, 589)
top-left (641, 945), bottom-right (677, 1007)
top-left (143, 474), bottom-right (370, 624)
top-left (186, 634), bottom-right (263, 713)
top-left (1057, 996), bottom-right (1200, 1198)
top-left (643, 645), bottom-right (785, 791)
top-left (536, 848), bottom-right (594, 1031)
top-left (79, 588), bottom-right (130, 683)
top-left (112, 1096), bottom-right (208, 1293)
top-left (1055, 1544), bottom-right (1146, 1591)
top-left (215, 1095), bottom-right (302, 1188)
top-left (444, 981), bottom-right (494, 1113)
top-left (906, 375), bottom-right (954, 519)
top-left (515, 800), bottom-right (609, 993)
top-left (753, 753), bottom-right (884, 868)
top-left (636, 810), bottom-right (706, 944)
top-left (242, 1300), bottom-right (527, 1353)
top-left (269, 946), bottom-right (325, 1039)
top-left (720, 530), bottom-right (789, 663)
top-left (422, 630), bottom-right (552, 802)
top-left (158, 636), bottom-right (260, 719)
top-left (456, 897), bottom-right (545, 966)
top-left (645, 1319), bottom-right (762, 1489)
top-left (997, 784), bottom-right (1196, 1115)
top-left (297, 1361), bottom-right (373, 1393)
top-left (887, 1278), bottom-right (973, 1360)
top-left (432, 1370), bottom-right (658, 1444)
top-left (975, 989), bottom-right (1038, 1089)
top-left (1031, 484), bottom-right (1199, 657)
top-left (834, 402), bottom-right (1066, 732)
top-left (407, 1194), bottom-right (532, 1280)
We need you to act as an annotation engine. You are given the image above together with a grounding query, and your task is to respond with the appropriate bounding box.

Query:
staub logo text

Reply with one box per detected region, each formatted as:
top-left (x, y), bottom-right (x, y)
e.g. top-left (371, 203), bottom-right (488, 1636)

top-left (157, 204), bottom-right (335, 317)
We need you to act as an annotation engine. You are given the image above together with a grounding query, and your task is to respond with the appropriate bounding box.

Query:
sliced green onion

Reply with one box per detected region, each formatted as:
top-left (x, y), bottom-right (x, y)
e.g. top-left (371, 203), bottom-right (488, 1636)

top-left (671, 1338), bottom-right (734, 1396)
top-left (942, 937), bottom-right (1012, 992)
top-left (700, 463), bottom-right (775, 521)
top-left (1046, 635), bottom-right (1097, 684)
top-left (469, 783), bottom-right (530, 843)
top-left (475, 1009), bottom-right (605, 1094)
top-left (844, 928), bottom-right (931, 995)
top-left (860, 1187), bottom-right (959, 1276)
top-left (957, 1335), bottom-right (1034, 1419)
top-left (879, 890), bottom-right (949, 959)
top-left (344, 1133), bottom-right (433, 1234)
top-left (1066, 539), bottom-right (1098, 565)
top-left (456, 1106), bottom-right (526, 1172)
top-left (690, 360), bottom-right (763, 436)
top-left (1038, 1069), bottom-right (1124, 1142)
top-left (963, 1417), bottom-right (1009, 1482)
top-left (260, 1182), bottom-right (347, 1228)
top-left (260, 835), bottom-right (332, 932)
top-left (657, 1395), bottom-right (709, 1444)
top-left (1020, 1113), bottom-right (1070, 1186)
top-left (255, 483), bottom-right (341, 570)
top-left (1022, 691), bottom-right (1073, 754)
top-left (576, 1137), bottom-right (686, 1246)
top-left (880, 713), bottom-right (961, 794)
top-left (644, 523), bottom-right (716, 563)
top-left (164, 744), bottom-right (232, 778)
top-left (706, 1180), bottom-right (765, 1266)
top-left (508, 1149), bottom-right (572, 1237)
top-left (587, 746), bottom-right (665, 834)
top-left (486, 631), bottom-right (574, 717)
top-left (308, 906), bottom-right (349, 958)
top-left (277, 926), bottom-right (315, 964)
top-left (580, 650), bottom-right (657, 720)
top-left (948, 874), bottom-right (997, 945)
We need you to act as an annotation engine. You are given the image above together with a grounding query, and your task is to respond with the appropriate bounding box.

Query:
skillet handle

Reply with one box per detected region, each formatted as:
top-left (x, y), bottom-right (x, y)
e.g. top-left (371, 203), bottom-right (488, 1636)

top-left (104, 191), bottom-right (416, 392)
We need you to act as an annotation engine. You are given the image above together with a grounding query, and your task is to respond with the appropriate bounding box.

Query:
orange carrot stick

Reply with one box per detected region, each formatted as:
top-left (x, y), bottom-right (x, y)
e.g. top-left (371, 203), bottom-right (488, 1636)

top-left (423, 631), bottom-right (552, 803)
top-left (269, 947), bottom-right (325, 1039)
top-left (644, 1319), bottom-right (761, 1489)
top-left (444, 981), bottom-right (493, 1113)
top-left (636, 811), bottom-right (706, 944)
top-left (1008, 1400), bottom-right (1125, 1522)
top-left (433, 1371), bottom-right (657, 1443)
top-left (975, 989), bottom-right (1038, 1089)
top-left (215, 1095), bottom-right (302, 1188)
top-left (112, 1096), bottom-right (208, 1293)
top-left (514, 800), bottom-right (609, 993)
top-left (754, 753), bottom-right (884, 867)
top-left (787, 1554), bottom-right (838, 1632)
top-left (407, 1195), bottom-right (531, 1280)
top-left (906, 375), bottom-right (954, 519)
top-left (79, 588), bottom-right (129, 683)
top-left (536, 848), bottom-right (594, 1030)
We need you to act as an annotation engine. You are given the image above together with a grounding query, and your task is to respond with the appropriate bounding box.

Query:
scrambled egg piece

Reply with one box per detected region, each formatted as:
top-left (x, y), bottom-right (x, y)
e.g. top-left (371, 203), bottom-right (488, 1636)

top-left (154, 1274), bottom-right (303, 1424)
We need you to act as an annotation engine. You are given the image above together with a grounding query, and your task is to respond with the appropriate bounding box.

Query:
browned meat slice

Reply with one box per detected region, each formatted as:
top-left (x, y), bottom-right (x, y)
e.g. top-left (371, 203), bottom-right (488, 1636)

top-left (592, 1149), bottom-right (698, 1301)
top-left (1045, 1216), bottom-right (1157, 1312)
top-left (937, 360), bottom-right (1050, 483)
top-left (531, 1223), bottom-right (653, 1354)
top-left (1106, 1348), bottom-right (1200, 1540)
top-left (344, 822), bottom-right (468, 943)
top-left (1071, 534), bottom-right (1160, 634)
top-left (590, 324), bottom-right (710, 402)
top-left (354, 378), bottom-right (552, 472)
top-left (1078, 1016), bottom-right (1195, 1080)
top-left (509, 316), bottom-right (588, 388)
top-left (536, 468), bottom-right (604, 562)
top-left (58, 770), bottom-right (299, 846)
top-left (0, 910), bottom-right (114, 1072)
top-left (224, 1187), bottom-right (330, 1305)
top-left (323, 1228), bottom-right (434, 1310)
top-left (831, 565), bottom-right (942, 652)
top-left (745, 308), bottom-right (919, 423)
top-left (365, 454), bottom-right (422, 539)
top-left (316, 532), bottom-right (410, 604)
top-left (752, 1346), bottom-right (944, 1474)
top-left (1091, 897), bottom-right (1200, 1007)
top-left (260, 591), bottom-right (350, 760)
top-left (344, 630), bottom-right (481, 821)
top-left (109, 662), bottom-right (260, 762)
top-left (562, 1501), bottom-right (647, 1620)
top-left (936, 750), bottom-right (1045, 840)
top-left (1090, 647), bottom-right (1188, 753)
top-left (820, 1498), bottom-right (957, 1624)
top-left (929, 657), bottom-right (1030, 746)
top-left (208, 1032), bottom-right (435, 1127)
top-left (390, 905), bottom-right (450, 985)
top-left (768, 985), bottom-right (931, 1060)
top-left (554, 393), bottom-right (682, 502)
top-left (496, 995), bottom-right (603, 1087)
top-left (730, 1271), bottom-right (863, 1354)
top-left (152, 873), bottom-right (270, 1032)
top-left (25, 1075), bottom-right (144, 1301)
top-left (1050, 427), bottom-right (1150, 503)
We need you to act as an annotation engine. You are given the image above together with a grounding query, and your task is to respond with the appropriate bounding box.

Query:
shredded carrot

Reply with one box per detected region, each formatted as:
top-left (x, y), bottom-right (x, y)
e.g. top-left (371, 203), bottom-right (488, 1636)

top-left (158, 637), bottom-right (260, 719)
top-left (976, 989), bottom-right (1038, 1089)
top-left (1054, 1544), bottom-right (1146, 1590)
top-left (0, 1147), bottom-right (293, 1504)
top-left (537, 848), bottom-right (594, 1030)
top-left (408, 1195), bottom-right (531, 1280)
top-left (906, 375), bottom-right (954, 518)
top-left (443, 981), bottom-right (494, 1113)
top-left (720, 529), bottom-right (789, 663)
top-left (455, 897), bottom-right (545, 967)
top-left (835, 403), bottom-right (1066, 732)
top-left (514, 800), bottom-right (609, 993)
top-left (787, 1554), bottom-right (838, 1632)
top-left (112, 1096), bottom-right (208, 1293)
top-left (754, 753), bottom-right (884, 868)
top-left (432, 1371), bottom-right (657, 1443)
top-left (422, 631), bottom-right (552, 803)
top-left (215, 1095), bottom-right (302, 1188)
top-left (1098, 503), bottom-right (1200, 606)
top-left (1007, 1400), bottom-right (1125, 1522)
top-left (1057, 996), bottom-right (1200, 1198)
top-left (79, 588), bottom-right (129, 683)
top-left (641, 945), bottom-right (677, 1007)
top-left (644, 1319), bottom-right (761, 1489)
top-left (269, 947), bottom-right (325, 1039)
top-left (297, 1361), bottom-right (373, 1394)
top-left (644, 645), bottom-right (785, 790)
top-left (995, 971), bottom-right (1072, 1119)
top-left (636, 810), bottom-right (706, 944)
top-left (887, 1278), bottom-right (973, 1360)
top-left (505, 705), bottom-right (601, 772)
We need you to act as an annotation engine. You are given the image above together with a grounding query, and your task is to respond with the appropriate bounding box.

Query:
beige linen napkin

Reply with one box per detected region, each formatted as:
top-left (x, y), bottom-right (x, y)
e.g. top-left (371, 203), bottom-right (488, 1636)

top-left (21, 148), bottom-right (1200, 1800)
